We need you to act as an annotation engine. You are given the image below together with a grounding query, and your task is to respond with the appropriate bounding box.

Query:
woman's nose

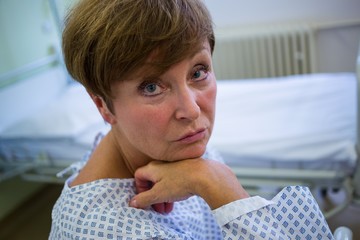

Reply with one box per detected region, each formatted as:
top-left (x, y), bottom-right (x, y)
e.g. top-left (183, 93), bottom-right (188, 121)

top-left (174, 87), bottom-right (201, 121)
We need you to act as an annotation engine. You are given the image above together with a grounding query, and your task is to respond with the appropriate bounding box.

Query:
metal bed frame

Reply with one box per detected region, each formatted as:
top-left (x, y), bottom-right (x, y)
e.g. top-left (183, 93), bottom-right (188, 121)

top-left (230, 44), bottom-right (360, 220)
top-left (1, 55), bottom-right (358, 220)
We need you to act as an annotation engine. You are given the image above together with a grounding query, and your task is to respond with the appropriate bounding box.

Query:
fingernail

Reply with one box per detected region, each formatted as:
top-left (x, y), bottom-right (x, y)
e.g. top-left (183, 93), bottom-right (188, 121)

top-left (130, 199), bottom-right (138, 208)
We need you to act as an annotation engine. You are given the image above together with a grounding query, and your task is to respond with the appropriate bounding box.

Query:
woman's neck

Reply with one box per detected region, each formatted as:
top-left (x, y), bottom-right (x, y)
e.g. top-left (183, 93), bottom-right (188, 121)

top-left (69, 130), bottom-right (136, 187)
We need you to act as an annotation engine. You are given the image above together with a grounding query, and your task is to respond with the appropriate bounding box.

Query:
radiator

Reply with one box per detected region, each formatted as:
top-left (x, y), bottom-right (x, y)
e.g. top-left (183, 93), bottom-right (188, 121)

top-left (213, 24), bottom-right (317, 80)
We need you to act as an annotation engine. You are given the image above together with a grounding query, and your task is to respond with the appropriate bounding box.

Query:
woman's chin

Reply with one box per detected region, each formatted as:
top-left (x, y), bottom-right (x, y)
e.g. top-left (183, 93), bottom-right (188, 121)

top-left (171, 145), bottom-right (207, 161)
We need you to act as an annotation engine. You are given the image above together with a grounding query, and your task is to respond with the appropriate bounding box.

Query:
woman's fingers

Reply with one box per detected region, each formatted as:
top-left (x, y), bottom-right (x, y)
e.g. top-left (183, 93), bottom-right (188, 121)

top-left (132, 166), bottom-right (176, 213)
top-left (151, 202), bottom-right (174, 214)
top-left (130, 158), bottom-right (248, 211)
top-left (130, 182), bottom-right (174, 209)
top-left (131, 162), bottom-right (193, 211)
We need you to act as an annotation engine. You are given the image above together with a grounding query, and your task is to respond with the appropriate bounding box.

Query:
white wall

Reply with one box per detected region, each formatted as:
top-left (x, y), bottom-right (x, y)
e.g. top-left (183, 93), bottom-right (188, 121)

top-left (204, 0), bottom-right (360, 73)
top-left (204, 0), bottom-right (360, 28)
top-left (0, 0), bottom-right (60, 74)
top-left (317, 25), bottom-right (360, 73)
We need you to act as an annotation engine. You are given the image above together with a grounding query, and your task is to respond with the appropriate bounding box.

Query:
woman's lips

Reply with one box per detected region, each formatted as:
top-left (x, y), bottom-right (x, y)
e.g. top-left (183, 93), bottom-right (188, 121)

top-left (176, 129), bottom-right (206, 143)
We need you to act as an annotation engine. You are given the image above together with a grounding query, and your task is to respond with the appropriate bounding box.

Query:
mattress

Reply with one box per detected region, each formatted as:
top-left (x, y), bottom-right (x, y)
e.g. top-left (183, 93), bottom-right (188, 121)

top-left (0, 73), bottom-right (357, 173)
top-left (209, 73), bottom-right (357, 174)
top-left (0, 83), bottom-right (110, 167)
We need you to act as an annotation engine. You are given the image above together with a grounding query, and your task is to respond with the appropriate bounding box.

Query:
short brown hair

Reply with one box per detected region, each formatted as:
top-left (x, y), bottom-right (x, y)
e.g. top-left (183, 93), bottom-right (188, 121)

top-left (62, 0), bottom-right (215, 109)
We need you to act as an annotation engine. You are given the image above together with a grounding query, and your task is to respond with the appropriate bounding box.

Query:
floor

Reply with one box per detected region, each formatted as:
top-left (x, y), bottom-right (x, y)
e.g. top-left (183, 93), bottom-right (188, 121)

top-left (0, 184), bottom-right (359, 240)
top-left (321, 189), bottom-right (360, 239)
top-left (0, 184), bottom-right (63, 240)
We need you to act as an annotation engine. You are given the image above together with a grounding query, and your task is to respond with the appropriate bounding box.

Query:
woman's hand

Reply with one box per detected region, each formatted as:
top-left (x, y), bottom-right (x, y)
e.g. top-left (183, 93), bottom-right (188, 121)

top-left (129, 158), bottom-right (249, 212)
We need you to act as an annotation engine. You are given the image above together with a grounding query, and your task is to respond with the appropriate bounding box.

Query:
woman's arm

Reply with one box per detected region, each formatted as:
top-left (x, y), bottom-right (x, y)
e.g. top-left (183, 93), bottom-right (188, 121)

top-left (129, 160), bottom-right (335, 239)
top-left (129, 158), bottom-right (249, 210)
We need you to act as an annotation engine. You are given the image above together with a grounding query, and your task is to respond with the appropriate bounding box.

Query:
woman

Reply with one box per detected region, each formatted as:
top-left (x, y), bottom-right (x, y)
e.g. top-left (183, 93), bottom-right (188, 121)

top-left (50, 0), bottom-right (334, 239)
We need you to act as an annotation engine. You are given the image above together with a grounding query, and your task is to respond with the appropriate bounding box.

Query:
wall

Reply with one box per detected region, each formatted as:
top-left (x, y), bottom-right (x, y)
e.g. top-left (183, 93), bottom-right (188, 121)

top-left (204, 0), bottom-right (360, 28)
top-left (0, 0), bottom-right (59, 75)
top-left (316, 24), bottom-right (360, 73)
top-left (1, 0), bottom-right (359, 76)
top-left (204, 0), bottom-right (360, 73)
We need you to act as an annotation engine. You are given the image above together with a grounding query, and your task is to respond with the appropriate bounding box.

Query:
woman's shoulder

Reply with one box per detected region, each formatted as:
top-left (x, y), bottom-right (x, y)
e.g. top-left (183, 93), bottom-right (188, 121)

top-left (52, 178), bottom-right (136, 220)
top-left (65, 177), bottom-right (135, 195)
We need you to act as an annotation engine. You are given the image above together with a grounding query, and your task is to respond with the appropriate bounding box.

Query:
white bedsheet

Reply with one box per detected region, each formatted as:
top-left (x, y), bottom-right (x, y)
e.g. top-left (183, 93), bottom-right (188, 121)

top-left (209, 73), bottom-right (357, 173)
top-left (0, 83), bottom-right (110, 166)
top-left (0, 73), bottom-right (357, 172)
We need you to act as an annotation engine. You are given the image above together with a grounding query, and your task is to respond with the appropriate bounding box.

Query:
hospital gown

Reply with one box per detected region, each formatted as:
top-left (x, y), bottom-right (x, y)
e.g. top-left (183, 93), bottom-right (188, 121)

top-left (49, 149), bottom-right (334, 239)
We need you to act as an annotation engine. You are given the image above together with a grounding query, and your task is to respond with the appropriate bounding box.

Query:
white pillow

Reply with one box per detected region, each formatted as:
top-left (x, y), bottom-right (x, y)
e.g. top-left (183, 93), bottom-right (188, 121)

top-left (0, 67), bottom-right (68, 132)
top-left (2, 84), bottom-right (104, 138)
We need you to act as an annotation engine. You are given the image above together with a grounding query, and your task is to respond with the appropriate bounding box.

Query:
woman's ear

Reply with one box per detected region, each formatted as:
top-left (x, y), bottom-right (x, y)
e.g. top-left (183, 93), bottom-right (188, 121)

top-left (89, 93), bottom-right (117, 125)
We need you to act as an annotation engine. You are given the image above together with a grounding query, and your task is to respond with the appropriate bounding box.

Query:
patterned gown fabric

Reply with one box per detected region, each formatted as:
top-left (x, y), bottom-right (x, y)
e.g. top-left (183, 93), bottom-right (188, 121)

top-left (50, 146), bottom-right (333, 239)
top-left (49, 177), bottom-right (334, 239)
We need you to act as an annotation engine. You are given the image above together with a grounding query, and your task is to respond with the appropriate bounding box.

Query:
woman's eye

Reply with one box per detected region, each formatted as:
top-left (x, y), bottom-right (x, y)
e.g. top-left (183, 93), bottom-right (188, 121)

top-left (145, 83), bottom-right (157, 93)
top-left (192, 65), bottom-right (209, 81)
top-left (139, 82), bottom-right (164, 96)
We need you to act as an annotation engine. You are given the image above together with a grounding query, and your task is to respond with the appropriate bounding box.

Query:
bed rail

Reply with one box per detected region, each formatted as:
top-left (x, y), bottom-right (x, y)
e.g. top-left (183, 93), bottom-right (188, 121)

top-left (0, 52), bottom-right (63, 182)
top-left (231, 166), bottom-right (353, 219)
top-left (357, 42), bottom-right (360, 146)
top-left (0, 163), bottom-right (34, 182)
top-left (354, 42), bottom-right (360, 201)
top-left (0, 54), bottom-right (60, 89)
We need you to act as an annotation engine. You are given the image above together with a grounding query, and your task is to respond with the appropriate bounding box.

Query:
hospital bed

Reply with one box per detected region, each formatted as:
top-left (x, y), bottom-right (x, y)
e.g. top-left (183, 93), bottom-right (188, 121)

top-left (209, 71), bottom-right (359, 220)
top-left (1, 62), bottom-right (358, 215)
top-left (0, 60), bottom-right (358, 240)
top-left (0, 62), bottom-right (109, 183)
top-left (0, 51), bottom-right (359, 240)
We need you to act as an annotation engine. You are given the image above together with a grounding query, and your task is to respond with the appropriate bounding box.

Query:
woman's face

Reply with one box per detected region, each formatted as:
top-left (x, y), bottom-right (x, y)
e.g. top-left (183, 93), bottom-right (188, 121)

top-left (110, 41), bottom-right (216, 163)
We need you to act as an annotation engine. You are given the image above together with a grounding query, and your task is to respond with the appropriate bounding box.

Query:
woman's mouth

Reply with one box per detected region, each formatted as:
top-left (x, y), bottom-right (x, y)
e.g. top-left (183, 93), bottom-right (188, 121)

top-left (176, 128), bottom-right (206, 144)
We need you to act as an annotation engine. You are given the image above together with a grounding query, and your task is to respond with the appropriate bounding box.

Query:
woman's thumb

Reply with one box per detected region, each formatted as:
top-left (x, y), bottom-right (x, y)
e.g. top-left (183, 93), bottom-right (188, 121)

top-left (129, 183), bottom-right (163, 208)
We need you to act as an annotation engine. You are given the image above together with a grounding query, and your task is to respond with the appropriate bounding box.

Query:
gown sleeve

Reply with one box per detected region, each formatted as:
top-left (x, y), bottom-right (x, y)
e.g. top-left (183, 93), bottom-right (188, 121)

top-left (212, 186), bottom-right (335, 240)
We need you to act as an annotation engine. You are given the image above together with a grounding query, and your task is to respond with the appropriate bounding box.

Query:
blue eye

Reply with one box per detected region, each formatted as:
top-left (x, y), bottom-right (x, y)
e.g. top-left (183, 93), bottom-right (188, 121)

top-left (192, 65), bottom-right (209, 81)
top-left (193, 71), bottom-right (202, 78)
top-left (145, 83), bottom-right (157, 93)
top-left (139, 81), bottom-right (164, 96)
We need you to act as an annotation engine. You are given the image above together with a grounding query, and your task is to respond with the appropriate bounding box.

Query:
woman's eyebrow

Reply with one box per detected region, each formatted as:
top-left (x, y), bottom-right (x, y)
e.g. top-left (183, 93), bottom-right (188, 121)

top-left (136, 67), bottom-right (164, 82)
top-left (190, 47), bottom-right (209, 59)
top-left (141, 74), bottom-right (161, 83)
top-left (136, 45), bottom-right (211, 82)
